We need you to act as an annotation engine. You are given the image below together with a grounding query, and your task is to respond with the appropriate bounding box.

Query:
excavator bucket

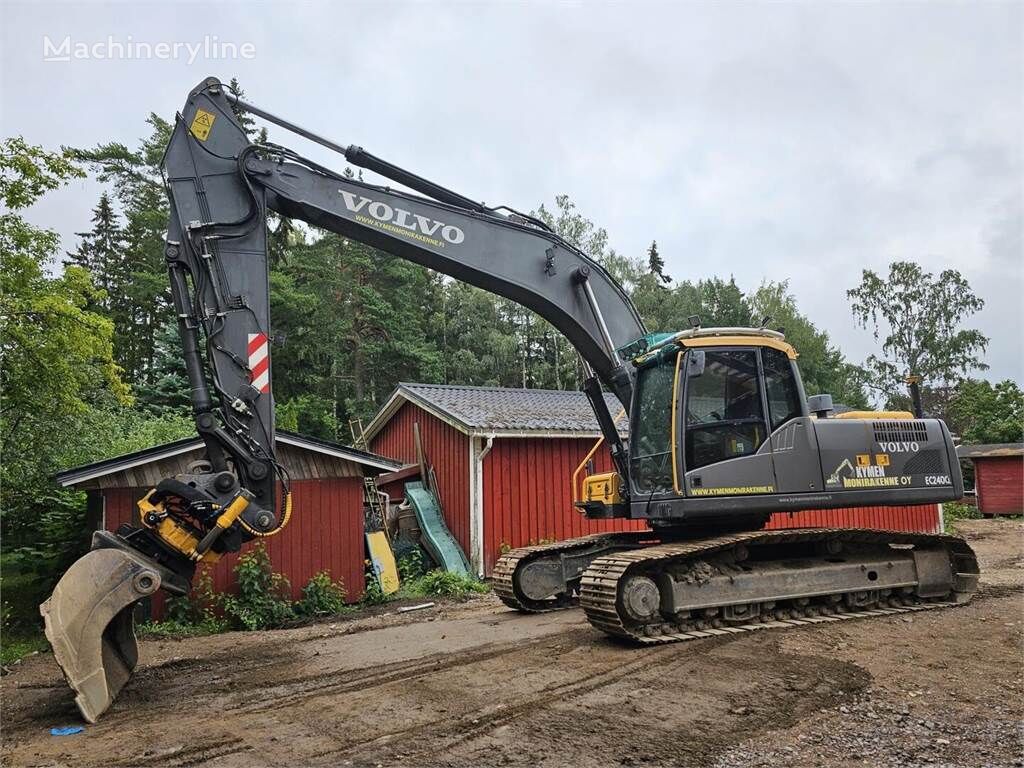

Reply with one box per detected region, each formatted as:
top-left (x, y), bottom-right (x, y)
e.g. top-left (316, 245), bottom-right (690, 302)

top-left (39, 531), bottom-right (179, 723)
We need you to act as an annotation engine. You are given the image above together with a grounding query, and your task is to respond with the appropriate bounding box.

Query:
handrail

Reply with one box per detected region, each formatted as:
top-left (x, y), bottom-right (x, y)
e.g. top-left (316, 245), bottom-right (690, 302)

top-left (572, 409), bottom-right (627, 503)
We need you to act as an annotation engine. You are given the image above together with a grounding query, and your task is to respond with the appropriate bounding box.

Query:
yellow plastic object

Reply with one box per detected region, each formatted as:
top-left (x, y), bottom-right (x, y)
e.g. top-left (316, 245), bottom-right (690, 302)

top-left (581, 472), bottom-right (623, 505)
top-left (834, 410), bottom-right (915, 420)
top-left (366, 530), bottom-right (400, 595)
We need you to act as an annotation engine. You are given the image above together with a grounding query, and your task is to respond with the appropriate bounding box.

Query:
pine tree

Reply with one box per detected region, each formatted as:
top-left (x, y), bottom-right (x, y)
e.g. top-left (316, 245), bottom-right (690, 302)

top-left (73, 114), bottom-right (175, 384)
top-left (228, 77), bottom-right (257, 137)
top-left (65, 193), bottom-right (126, 311)
top-left (647, 240), bottom-right (670, 284)
top-left (133, 322), bottom-right (192, 416)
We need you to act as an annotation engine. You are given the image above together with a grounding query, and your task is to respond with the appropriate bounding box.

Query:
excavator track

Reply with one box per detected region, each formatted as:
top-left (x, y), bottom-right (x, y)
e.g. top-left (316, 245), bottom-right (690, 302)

top-left (492, 532), bottom-right (651, 612)
top-left (580, 528), bottom-right (979, 644)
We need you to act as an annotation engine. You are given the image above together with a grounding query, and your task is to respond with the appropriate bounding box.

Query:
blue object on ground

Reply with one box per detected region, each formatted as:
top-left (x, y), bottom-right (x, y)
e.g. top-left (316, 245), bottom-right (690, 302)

top-left (405, 481), bottom-right (472, 576)
top-left (50, 726), bottom-right (84, 736)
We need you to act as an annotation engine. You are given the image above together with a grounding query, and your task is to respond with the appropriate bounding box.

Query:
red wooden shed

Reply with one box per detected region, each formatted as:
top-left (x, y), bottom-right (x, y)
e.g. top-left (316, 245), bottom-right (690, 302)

top-left (957, 443), bottom-right (1024, 516)
top-left (365, 384), bottom-right (942, 577)
top-left (56, 431), bottom-right (399, 617)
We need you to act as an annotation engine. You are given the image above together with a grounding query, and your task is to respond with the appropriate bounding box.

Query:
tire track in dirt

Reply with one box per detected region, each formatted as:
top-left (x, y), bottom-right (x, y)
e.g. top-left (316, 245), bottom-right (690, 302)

top-left (304, 632), bottom-right (740, 764)
top-left (231, 634), bottom-right (561, 715)
top-left (108, 737), bottom-right (251, 768)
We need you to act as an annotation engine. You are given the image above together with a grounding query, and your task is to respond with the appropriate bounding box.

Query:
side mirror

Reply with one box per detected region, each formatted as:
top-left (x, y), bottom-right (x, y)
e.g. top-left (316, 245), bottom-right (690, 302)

top-left (807, 393), bottom-right (834, 418)
top-left (687, 350), bottom-right (706, 378)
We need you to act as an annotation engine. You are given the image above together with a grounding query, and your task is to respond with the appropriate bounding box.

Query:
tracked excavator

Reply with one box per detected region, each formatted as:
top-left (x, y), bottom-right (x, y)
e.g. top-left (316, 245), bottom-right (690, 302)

top-left (41, 78), bottom-right (979, 723)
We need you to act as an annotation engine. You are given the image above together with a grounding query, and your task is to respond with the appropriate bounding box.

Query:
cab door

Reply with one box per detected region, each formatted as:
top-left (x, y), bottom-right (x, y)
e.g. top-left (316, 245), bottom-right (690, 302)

top-left (678, 347), bottom-right (778, 498)
top-left (761, 347), bottom-right (823, 494)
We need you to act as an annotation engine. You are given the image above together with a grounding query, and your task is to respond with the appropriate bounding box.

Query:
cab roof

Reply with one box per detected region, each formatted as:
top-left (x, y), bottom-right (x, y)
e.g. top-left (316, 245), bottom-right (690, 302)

top-left (632, 327), bottom-right (799, 364)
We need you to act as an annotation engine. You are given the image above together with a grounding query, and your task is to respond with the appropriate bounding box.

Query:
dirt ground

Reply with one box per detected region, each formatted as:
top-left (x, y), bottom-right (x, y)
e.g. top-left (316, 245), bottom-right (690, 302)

top-left (2, 518), bottom-right (1021, 768)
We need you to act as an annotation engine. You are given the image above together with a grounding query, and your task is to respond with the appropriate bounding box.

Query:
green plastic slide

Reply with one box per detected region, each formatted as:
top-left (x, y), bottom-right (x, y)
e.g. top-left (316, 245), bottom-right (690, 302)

top-left (405, 481), bottom-right (472, 576)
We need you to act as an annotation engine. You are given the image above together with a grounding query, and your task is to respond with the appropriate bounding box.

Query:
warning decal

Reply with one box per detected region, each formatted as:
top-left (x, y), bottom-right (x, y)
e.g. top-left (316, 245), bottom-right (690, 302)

top-left (190, 108), bottom-right (216, 141)
top-left (248, 332), bottom-right (270, 394)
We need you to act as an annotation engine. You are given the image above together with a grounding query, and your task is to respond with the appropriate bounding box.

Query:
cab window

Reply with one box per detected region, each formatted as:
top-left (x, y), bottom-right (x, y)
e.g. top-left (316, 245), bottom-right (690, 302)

top-left (630, 356), bottom-right (676, 493)
top-left (684, 349), bottom-right (766, 470)
top-left (762, 347), bottom-right (802, 430)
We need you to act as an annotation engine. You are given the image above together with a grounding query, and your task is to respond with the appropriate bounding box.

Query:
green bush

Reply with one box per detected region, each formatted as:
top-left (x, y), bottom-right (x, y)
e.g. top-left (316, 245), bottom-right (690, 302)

top-left (943, 501), bottom-right (982, 530)
top-left (361, 562), bottom-right (388, 606)
top-left (157, 568), bottom-right (228, 635)
top-left (220, 544), bottom-right (295, 630)
top-left (296, 571), bottom-right (348, 617)
top-left (397, 548), bottom-right (425, 582)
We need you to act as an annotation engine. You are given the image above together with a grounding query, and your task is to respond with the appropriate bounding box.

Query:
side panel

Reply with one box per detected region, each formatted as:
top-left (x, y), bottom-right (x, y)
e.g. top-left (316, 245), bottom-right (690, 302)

top-left (683, 452), bottom-right (777, 497)
top-left (768, 417), bottom-right (823, 493)
top-left (369, 402), bottom-right (471, 559)
top-left (814, 418), bottom-right (959, 494)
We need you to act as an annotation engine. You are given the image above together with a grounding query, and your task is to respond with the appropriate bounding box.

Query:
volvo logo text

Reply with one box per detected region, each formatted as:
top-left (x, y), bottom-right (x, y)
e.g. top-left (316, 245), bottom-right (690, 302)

top-left (339, 190), bottom-right (465, 245)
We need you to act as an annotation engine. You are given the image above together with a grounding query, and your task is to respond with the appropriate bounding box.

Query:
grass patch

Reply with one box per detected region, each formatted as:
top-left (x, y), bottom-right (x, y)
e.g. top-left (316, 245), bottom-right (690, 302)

top-left (398, 569), bottom-right (490, 601)
top-left (1, 633), bottom-right (48, 665)
top-left (137, 617), bottom-right (228, 639)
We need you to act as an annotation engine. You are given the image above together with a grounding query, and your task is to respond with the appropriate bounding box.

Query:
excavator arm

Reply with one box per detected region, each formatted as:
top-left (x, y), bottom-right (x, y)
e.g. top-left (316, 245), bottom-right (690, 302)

top-left (42, 76), bottom-right (647, 721)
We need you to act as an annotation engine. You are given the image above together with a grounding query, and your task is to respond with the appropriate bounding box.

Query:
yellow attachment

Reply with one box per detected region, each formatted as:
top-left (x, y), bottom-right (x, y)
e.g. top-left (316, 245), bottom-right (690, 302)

top-left (213, 492), bottom-right (250, 530)
top-left (156, 518), bottom-right (221, 564)
top-left (136, 489), bottom-right (220, 564)
top-left (833, 410), bottom-right (915, 420)
top-left (581, 472), bottom-right (623, 505)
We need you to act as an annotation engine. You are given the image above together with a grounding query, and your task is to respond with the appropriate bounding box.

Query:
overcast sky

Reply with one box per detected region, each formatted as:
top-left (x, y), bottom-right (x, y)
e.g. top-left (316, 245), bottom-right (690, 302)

top-left (2, 1), bottom-right (1021, 386)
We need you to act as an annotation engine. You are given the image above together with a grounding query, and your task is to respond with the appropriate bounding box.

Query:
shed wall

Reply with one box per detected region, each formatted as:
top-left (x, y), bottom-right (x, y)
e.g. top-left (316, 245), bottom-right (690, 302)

top-left (370, 401), bottom-right (471, 557)
top-left (102, 478), bottom-right (366, 619)
top-left (976, 457), bottom-right (1023, 515)
top-left (481, 437), bottom-right (647, 575)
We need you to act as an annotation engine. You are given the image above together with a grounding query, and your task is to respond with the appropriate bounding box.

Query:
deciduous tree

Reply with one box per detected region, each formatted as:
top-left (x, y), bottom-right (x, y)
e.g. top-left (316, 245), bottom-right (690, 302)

top-left (847, 261), bottom-right (988, 406)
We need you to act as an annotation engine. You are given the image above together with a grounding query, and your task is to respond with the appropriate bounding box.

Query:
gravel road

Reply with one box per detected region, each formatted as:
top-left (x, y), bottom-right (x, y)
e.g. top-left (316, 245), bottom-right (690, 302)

top-left (2, 518), bottom-right (1020, 767)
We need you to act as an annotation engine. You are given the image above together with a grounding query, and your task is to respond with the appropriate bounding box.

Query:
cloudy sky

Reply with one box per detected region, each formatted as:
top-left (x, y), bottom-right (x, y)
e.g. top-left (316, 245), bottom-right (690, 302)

top-left (2, 1), bottom-right (1021, 384)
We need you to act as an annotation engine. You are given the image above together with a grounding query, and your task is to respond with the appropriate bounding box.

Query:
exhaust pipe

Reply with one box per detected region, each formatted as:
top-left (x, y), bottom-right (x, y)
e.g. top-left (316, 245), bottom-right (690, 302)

top-left (40, 531), bottom-right (188, 723)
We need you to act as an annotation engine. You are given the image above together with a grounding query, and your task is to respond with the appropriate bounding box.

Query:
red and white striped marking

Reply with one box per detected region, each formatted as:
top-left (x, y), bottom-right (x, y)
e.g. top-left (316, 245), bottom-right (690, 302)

top-left (248, 332), bottom-right (270, 394)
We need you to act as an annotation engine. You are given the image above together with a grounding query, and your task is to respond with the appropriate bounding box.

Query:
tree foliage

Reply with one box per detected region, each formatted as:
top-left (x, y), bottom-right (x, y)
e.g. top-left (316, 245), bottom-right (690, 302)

top-left (948, 379), bottom-right (1023, 444)
top-left (0, 138), bottom-right (141, 628)
top-left (847, 261), bottom-right (989, 404)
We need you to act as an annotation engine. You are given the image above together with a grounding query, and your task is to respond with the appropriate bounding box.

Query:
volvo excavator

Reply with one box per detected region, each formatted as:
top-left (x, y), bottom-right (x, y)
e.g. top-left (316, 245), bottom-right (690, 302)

top-left (41, 77), bottom-right (979, 723)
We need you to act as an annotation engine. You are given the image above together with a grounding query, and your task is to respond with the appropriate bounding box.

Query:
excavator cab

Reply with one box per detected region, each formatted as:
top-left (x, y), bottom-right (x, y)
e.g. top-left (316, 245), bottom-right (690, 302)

top-left (626, 333), bottom-right (794, 503)
top-left (582, 327), bottom-right (963, 524)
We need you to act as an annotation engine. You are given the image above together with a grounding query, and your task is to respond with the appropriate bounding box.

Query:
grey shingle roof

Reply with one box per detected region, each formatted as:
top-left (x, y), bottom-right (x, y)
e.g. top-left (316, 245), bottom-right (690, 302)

top-left (956, 443), bottom-right (1024, 458)
top-left (396, 383), bottom-right (627, 434)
